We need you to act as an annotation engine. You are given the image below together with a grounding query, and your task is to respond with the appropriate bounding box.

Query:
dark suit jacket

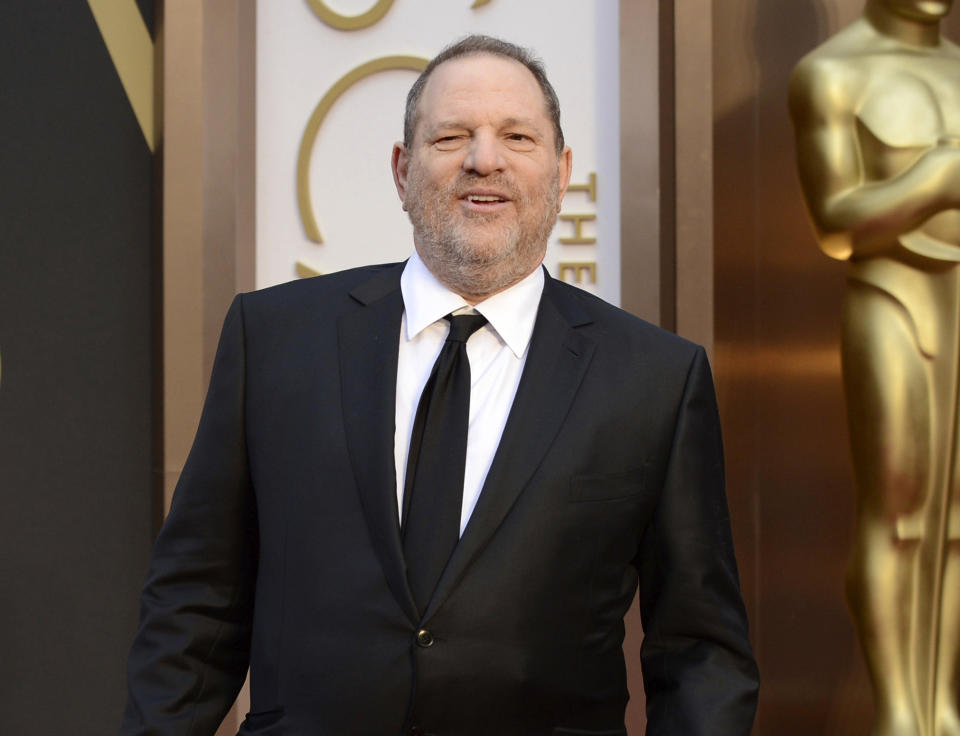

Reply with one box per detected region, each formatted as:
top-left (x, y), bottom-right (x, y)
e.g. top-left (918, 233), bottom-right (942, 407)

top-left (121, 263), bottom-right (758, 736)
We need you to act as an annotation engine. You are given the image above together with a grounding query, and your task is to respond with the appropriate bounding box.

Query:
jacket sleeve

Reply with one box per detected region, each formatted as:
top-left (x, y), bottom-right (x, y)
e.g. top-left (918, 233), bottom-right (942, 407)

top-left (636, 346), bottom-right (759, 735)
top-left (121, 295), bottom-right (257, 735)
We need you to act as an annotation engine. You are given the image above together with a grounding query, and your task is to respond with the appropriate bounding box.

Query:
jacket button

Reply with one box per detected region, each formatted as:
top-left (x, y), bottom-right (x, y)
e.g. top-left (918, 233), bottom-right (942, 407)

top-left (415, 628), bottom-right (434, 648)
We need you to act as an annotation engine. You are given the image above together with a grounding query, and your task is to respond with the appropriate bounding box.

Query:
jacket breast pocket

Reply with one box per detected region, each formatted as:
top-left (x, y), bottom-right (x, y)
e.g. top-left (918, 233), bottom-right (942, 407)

top-left (569, 466), bottom-right (646, 503)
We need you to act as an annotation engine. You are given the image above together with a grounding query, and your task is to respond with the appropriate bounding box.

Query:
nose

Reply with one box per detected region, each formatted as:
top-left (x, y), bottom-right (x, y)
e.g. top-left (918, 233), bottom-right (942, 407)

top-left (462, 131), bottom-right (505, 175)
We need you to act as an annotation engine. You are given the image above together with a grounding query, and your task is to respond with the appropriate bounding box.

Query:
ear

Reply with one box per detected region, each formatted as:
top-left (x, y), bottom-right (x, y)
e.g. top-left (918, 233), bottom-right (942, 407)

top-left (391, 142), bottom-right (410, 210)
top-left (556, 146), bottom-right (573, 211)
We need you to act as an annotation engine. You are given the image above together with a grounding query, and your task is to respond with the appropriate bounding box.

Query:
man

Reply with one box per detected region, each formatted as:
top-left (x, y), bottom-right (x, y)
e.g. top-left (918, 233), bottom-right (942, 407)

top-left (123, 35), bottom-right (758, 736)
top-left (789, 2), bottom-right (960, 733)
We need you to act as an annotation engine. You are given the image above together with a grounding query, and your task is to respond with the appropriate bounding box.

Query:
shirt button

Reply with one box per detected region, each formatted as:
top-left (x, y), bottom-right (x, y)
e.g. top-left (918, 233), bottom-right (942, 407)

top-left (416, 628), bottom-right (434, 648)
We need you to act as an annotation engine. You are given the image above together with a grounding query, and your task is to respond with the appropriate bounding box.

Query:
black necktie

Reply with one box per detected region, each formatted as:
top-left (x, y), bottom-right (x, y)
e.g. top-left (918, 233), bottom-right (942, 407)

top-left (403, 312), bottom-right (488, 615)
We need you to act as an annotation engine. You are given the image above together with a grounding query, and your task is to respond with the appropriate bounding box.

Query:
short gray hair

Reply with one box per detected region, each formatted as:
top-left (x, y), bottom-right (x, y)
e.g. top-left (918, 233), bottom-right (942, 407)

top-left (403, 35), bottom-right (565, 154)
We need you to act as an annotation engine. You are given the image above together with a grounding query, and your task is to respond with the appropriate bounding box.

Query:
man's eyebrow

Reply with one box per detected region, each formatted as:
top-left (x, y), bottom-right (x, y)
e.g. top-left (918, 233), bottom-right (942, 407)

top-left (426, 120), bottom-right (470, 135)
top-left (500, 117), bottom-right (542, 131)
top-left (426, 117), bottom-right (545, 135)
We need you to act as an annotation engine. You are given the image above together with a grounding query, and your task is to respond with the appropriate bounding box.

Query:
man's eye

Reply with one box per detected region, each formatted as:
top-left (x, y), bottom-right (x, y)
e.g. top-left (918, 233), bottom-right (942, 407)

top-left (505, 133), bottom-right (536, 150)
top-left (434, 135), bottom-right (465, 148)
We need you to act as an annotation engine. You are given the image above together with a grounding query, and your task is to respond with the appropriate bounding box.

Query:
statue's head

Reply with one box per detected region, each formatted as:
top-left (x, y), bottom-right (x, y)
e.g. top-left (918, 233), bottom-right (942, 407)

top-left (876, 0), bottom-right (953, 21)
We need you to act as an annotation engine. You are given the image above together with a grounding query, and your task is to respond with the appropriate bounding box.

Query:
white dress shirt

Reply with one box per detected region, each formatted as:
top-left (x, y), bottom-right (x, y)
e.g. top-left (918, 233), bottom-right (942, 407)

top-left (395, 252), bottom-right (544, 536)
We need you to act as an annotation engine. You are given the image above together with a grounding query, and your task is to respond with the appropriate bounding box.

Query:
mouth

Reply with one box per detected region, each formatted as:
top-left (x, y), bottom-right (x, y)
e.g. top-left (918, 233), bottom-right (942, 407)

top-left (460, 190), bottom-right (512, 213)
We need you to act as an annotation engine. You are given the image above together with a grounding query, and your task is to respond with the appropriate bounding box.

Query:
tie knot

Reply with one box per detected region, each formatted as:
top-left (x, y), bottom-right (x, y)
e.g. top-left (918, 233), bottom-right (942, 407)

top-left (444, 313), bottom-right (487, 343)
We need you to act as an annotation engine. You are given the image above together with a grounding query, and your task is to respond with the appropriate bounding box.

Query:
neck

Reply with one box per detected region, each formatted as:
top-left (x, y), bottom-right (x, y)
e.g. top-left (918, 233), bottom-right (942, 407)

top-left (449, 271), bottom-right (524, 306)
top-left (864, 2), bottom-right (944, 47)
top-left (413, 245), bottom-right (545, 307)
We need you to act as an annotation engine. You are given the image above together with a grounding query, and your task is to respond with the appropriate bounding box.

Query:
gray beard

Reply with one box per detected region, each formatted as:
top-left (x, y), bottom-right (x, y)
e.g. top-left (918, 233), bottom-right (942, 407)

top-left (406, 174), bottom-right (560, 301)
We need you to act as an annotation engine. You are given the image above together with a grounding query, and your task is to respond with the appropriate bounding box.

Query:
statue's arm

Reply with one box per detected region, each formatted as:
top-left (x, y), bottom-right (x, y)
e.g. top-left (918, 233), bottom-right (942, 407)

top-left (788, 58), bottom-right (960, 260)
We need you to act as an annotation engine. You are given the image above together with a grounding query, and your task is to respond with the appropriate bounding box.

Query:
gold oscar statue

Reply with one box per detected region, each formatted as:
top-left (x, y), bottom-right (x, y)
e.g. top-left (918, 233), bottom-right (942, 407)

top-left (789, 2), bottom-right (960, 734)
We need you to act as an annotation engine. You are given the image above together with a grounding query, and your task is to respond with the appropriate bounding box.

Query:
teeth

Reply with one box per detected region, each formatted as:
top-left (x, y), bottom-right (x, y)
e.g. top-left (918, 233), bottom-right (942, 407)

top-left (467, 195), bottom-right (503, 202)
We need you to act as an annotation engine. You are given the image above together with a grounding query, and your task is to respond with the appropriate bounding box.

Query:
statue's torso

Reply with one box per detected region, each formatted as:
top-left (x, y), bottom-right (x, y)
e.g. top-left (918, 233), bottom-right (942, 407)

top-left (856, 52), bottom-right (960, 259)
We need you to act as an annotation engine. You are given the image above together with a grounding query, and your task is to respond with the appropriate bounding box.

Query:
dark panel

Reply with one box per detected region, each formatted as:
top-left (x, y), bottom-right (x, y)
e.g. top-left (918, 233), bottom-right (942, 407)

top-left (136, 0), bottom-right (155, 36)
top-left (0, 2), bottom-right (157, 734)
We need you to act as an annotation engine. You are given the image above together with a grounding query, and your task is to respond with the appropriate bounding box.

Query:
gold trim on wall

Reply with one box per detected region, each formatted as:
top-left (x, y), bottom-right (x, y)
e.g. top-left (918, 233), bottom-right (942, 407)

top-left (86, 0), bottom-right (156, 151)
top-left (296, 55), bottom-right (429, 243)
top-left (295, 261), bottom-right (322, 278)
top-left (305, 0), bottom-right (395, 30)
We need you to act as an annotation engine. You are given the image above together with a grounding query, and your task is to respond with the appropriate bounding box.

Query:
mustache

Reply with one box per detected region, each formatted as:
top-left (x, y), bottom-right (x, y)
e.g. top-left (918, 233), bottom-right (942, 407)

top-left (452, 173), bottom-right (520, 200)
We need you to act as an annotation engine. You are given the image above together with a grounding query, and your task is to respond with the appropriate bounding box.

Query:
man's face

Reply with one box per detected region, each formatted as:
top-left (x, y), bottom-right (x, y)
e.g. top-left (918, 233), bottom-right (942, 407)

top-left (879, 0), bottom-right (952, 20)
top-left (392, 53), bottom-right (572, 302)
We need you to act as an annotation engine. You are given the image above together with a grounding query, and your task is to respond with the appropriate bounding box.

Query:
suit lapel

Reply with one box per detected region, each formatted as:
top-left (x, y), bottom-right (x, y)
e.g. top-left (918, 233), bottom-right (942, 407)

top-left (338, 266), bottom-right (419, 625)
top-left (424, 276), bottom-right (596, 619)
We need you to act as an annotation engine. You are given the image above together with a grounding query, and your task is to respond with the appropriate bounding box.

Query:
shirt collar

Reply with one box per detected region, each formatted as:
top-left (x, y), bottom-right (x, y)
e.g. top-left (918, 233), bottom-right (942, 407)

top-left (401, 251), bottom-right (544, 359)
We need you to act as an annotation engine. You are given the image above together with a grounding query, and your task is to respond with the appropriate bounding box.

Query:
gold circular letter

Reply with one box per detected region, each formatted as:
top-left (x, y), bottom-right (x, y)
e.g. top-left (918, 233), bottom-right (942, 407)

top-left (305, 0), bottom-right (395, 31)
top-left (297, 55), bottom-right (429, 244)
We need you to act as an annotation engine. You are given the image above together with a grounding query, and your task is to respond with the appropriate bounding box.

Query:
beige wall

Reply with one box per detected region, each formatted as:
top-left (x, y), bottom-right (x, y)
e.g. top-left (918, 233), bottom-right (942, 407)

top-left (162, 0), bottom-right (255, 510)
top-left (617, 2), bottom-right (660, 731)
top-left (162, 1), bottom-right (256, 732)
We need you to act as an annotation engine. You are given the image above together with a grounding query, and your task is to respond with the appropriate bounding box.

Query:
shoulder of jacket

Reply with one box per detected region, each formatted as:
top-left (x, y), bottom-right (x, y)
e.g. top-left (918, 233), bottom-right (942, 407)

top-left (239, 261), bottom-right (404, 310)
top-left (546, 276), bottom-right (701, 358)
